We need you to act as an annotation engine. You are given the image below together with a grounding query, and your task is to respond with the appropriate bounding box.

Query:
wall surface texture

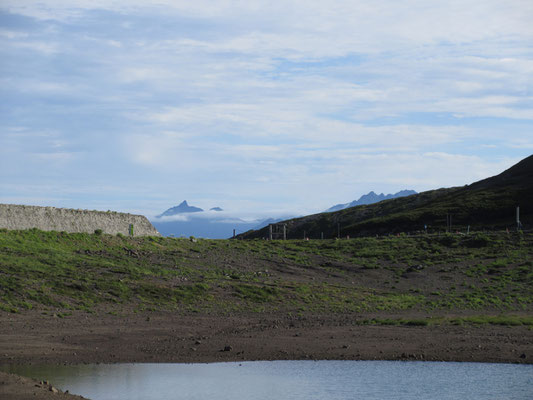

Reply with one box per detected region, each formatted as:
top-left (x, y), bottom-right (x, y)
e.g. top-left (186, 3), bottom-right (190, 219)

top-left (0, 204), bottom-right (160, 236)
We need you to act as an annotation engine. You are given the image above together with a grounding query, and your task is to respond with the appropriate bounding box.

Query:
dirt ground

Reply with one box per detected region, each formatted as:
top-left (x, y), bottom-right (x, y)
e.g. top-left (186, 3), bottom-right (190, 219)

top-left (0, 371), bottom-right (88, 400)
top-left (1, 310), bottom-right (531, 399)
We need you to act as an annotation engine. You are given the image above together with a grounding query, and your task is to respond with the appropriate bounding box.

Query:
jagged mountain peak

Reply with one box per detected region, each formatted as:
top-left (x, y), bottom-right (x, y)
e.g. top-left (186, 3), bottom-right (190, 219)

top-left (158, 201), bottom-right (204, 217)
top-left (326, 190), bottom-right (417, 212)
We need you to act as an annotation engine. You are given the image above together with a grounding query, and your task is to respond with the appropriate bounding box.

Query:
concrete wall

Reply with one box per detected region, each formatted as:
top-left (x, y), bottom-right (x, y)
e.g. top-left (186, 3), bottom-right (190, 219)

top-left (0, 204), bottom-right (160, 237)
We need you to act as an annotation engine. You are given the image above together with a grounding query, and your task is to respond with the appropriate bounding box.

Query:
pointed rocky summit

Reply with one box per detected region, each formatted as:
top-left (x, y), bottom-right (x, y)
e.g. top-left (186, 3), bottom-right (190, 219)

top-left (158, 201), bottom-right (204, 217)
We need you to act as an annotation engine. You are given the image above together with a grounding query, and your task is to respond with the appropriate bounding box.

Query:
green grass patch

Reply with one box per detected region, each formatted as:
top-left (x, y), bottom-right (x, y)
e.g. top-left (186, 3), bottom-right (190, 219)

top-left (233, 284), bottom-right (281, 303)
top-left (1, 228), bottom-right (532, 314)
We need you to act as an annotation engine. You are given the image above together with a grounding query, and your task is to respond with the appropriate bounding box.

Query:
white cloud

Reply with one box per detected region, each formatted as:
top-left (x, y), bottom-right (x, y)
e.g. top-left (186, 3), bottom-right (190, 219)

top-left (0, 29), bottom-right (29, 39)
top-left (508, 139), bottom-right (533, 149)
top-left (156, 214), bottom-right (192, 222)
top-left (2, 1), bottom-right (532, 218)
top-left (119, 67), bottom-right (174, 84)
top-left (4, 2), bottom-right (533, 56)
top-left (11, 40), bottom-right (59, 54)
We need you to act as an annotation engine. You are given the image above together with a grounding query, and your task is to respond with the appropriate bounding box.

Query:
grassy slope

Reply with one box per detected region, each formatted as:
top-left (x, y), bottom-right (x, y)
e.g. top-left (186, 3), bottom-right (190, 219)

top-left (1, 228), bottom-right (532, 326)
top-left (239, 155), bottom-right (533, 239)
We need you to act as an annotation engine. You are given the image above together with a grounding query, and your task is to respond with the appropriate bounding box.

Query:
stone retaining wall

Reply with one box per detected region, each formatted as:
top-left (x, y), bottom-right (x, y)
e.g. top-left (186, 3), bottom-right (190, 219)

top-left (0, 204), bottom-right (160, 237)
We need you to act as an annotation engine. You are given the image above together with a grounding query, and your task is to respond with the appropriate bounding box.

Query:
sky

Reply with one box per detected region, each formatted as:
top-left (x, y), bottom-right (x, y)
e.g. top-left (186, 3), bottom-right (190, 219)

top-left (1, 1), bottom-right (532, 220)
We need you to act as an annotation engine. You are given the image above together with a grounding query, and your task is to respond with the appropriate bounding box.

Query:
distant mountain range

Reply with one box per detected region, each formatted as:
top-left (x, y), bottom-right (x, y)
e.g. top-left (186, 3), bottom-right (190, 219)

top-left (158, 201), bottom-right (225, 217)
top-left (326, 190), bottom-right (417, 212)
top-left (253, 217), bottom-right (288, 230)
top-left (151, 189), bottom-right (420, 239)
top-left (152, 188), bottom-right (462, 239)
top-left (152, 201), bottom-right (265, 239)
top-left (238, 154), bottom-right (533, 239)
top-left (158, 201), bottom-right (205, 217)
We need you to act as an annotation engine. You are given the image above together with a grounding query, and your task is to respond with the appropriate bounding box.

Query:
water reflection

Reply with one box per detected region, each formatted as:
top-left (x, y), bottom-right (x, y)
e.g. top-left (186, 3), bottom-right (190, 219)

top-left (3, 361), bottom-right (533, 400)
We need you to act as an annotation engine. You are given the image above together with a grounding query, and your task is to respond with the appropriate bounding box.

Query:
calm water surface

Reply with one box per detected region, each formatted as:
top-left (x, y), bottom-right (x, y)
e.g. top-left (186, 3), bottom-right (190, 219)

top-left (4, 361), bottom-right (533, 400)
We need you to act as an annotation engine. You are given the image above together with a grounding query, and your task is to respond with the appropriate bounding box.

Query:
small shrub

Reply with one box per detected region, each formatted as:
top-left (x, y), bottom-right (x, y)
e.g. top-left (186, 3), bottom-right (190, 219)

top-left (464, 233), bottom-right (491, 248)
top-left (490, 259), bottom-right (507, 268)
top-left (439, 233), bottom-right (458, 247)
top-left (234, 284), bottom-right (280, 303)
top-left (403, 319), bottom-right (429, 326)
top-left (94, 229), bottom-right (103, 236)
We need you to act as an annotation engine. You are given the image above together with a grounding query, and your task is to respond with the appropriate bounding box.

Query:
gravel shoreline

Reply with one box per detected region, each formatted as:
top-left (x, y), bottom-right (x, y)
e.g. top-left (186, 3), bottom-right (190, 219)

top-left (2, 310), bottom-right (532, 399)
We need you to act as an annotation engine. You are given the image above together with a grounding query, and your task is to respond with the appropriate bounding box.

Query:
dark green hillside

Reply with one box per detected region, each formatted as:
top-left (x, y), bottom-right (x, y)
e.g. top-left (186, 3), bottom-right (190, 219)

top-left (239, 155), bottom-right (533, 239)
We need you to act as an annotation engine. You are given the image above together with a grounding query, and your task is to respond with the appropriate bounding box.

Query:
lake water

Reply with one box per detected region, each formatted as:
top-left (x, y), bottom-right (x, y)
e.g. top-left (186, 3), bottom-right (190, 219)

top-left (3, 361), bottom-right (533, 400)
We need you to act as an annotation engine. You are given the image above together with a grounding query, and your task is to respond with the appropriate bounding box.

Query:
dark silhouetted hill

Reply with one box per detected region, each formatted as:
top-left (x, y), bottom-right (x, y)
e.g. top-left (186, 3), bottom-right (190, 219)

top-left (238, 155), bottom-right (533, 239)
